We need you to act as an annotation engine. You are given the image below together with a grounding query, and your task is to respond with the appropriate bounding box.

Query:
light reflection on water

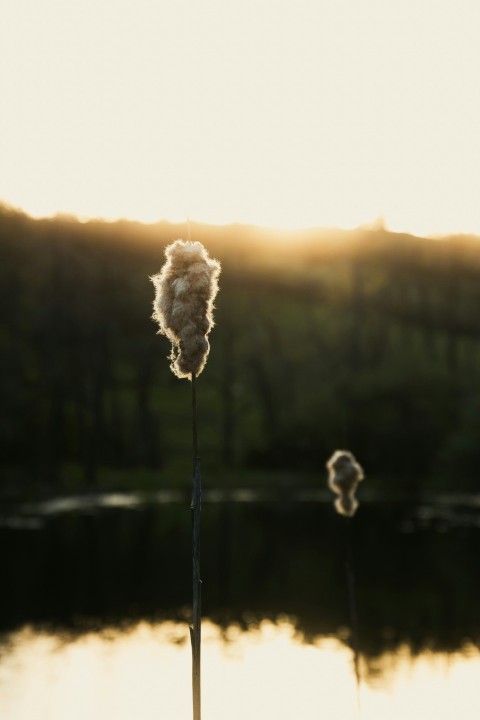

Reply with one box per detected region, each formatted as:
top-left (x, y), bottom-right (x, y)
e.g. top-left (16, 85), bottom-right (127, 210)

top-left (0, 620), bottom-right (479, 720)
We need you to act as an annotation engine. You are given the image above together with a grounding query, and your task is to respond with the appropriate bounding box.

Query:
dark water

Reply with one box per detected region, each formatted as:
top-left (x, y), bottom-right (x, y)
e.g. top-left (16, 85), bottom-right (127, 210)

top-left (1, 491), bottom-right (479, 662)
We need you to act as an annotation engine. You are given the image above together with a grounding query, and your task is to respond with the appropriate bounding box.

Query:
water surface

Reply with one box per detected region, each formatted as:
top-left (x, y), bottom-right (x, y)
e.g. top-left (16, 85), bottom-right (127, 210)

top-left (1, 620), bottom-right (479, 720)
top-left (0, 492), bottom-right (479, 718)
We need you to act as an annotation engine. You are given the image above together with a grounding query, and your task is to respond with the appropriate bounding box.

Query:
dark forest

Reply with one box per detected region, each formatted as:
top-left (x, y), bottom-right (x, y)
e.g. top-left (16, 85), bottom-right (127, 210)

top-left (2, 204), bottom-right (480, 499)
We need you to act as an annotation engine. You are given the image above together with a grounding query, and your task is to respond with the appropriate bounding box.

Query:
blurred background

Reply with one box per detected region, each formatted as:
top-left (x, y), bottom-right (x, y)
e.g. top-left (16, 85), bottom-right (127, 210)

top-left (2, 205), bottom-right (480, 497)
top-left (1, 206), bottom-right (480, 651)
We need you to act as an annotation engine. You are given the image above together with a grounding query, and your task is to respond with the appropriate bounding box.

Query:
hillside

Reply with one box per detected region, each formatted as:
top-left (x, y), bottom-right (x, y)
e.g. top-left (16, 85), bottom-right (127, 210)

top-left (2, 205), bottom-right (480, 498)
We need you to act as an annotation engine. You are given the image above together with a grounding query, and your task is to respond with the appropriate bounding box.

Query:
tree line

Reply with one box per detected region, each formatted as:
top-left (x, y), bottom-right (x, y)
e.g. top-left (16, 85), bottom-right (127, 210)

top-left (2, 204), bottom-right (480, 498)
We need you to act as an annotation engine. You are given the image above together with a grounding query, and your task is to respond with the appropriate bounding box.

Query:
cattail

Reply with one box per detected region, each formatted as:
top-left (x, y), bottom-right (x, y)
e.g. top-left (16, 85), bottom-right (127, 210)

top-left (151, 238), bottom-right (220, 720)
top-left (327, 449), bottom-right (365, 715)
top-left (151, 239), bottom-right (221, 380)
top-left (326, 450), bottom-right (364, 517)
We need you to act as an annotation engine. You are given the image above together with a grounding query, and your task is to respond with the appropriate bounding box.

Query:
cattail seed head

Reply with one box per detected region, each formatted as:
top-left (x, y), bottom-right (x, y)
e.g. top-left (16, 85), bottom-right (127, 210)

top-left (151, 239), bottom-right (221, 379)
top-left (326, 450), bottom-right (364, 517)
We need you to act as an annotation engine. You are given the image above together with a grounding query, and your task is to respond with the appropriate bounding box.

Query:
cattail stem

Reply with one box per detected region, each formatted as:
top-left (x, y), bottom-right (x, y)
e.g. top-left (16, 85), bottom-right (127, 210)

top-left (345, 517), bottom-right (361, 716)
top-left (190, 373), bottom-right (202, 720)
top-left (151, 238), bottom-right (219, 720)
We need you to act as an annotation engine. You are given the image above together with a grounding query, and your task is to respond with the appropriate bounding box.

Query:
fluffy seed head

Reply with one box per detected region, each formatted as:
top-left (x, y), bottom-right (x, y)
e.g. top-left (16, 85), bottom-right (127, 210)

top-left (326, 450), bottom-right (364, 517)
top-left (151, 240), bottom-right (221, 379)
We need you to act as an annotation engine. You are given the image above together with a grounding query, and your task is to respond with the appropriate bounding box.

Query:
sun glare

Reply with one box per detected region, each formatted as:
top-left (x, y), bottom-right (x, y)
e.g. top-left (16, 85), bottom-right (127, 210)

top-left (1, 0), bottom-right (480, 235)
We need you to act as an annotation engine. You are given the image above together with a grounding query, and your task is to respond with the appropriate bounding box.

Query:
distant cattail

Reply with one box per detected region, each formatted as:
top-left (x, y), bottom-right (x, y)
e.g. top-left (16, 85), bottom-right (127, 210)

top-left (151, 240), bottom-right (221, 379)
top-left (326, 450), bottom-right (364, 517)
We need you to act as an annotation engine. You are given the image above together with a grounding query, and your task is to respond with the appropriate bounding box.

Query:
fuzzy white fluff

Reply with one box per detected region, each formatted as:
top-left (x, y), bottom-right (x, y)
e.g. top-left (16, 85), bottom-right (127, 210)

top-left (326, 450), bottom-right (364, 517)
top-left (151, 240), bottom-right (221, 379)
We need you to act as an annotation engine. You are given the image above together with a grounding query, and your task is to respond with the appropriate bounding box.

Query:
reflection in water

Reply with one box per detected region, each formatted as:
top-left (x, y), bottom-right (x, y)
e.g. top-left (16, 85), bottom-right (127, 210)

top-left (0, 621), bottom-right (479, 720)
top-left (1, 498), bottom-right (480, 657)
top-left (1, 496), bottom-right (480, 718)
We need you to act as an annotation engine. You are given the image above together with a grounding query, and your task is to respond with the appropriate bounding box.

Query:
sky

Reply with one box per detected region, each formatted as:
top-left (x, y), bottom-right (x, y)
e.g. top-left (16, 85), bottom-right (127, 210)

top-left (1, 0), bottom-right (479, 236)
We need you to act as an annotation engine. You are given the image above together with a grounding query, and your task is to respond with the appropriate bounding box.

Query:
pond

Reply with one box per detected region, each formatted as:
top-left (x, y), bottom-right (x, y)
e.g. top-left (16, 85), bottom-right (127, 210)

top-left (0, 491), bottom-right (479, 719)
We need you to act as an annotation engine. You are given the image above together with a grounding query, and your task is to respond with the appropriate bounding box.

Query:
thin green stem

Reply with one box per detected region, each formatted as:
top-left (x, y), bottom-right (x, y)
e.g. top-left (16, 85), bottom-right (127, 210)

top-left (190, 373), bottom-right (201, 720)
top-left (345, 517), bottom-right (361, 717)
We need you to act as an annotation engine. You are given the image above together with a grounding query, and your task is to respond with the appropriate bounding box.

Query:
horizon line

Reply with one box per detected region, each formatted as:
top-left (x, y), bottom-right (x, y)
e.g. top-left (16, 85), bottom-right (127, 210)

top-left (1, 199), bottom-right (480, 242)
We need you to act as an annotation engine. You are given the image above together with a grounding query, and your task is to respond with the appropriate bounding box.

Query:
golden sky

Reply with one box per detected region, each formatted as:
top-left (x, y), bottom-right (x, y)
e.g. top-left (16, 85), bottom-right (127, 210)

top-left (1, 0), bottom-right (479, 235)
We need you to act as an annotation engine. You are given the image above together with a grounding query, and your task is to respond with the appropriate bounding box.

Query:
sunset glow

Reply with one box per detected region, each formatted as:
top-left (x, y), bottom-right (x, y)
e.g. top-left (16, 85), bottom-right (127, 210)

top-left (1, 0), bottom-right (479, 235)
